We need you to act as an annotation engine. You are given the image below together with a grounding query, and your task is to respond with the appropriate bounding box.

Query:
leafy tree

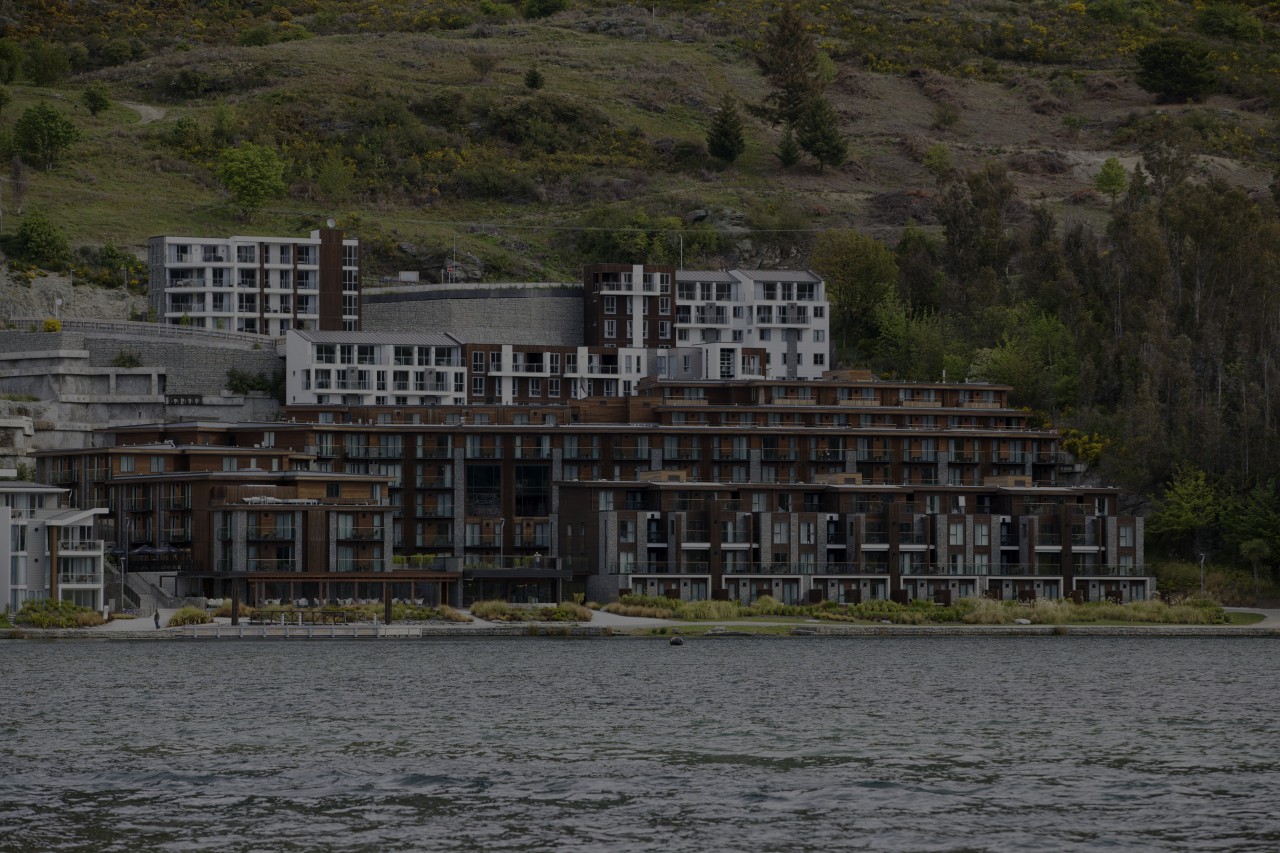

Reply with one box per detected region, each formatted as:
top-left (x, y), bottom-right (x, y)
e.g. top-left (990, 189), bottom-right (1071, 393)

top-left (795, 95), bottom-right (846, 171)
top-left (1147, 466), bottom-right (1223, 559)
top-left (13, 104), bottom-right (81, 170)
top-left (82, 84), bottom-right (111, 116)
top-left (937, 162), bottom-right (1016, 299)
top-left (755, 4), bottom-right (823, 128)
top-left (810, 230), bottom-right (897, 352)
top-left (1094, 157), bottom-right (1128, 206)
top-left (775, 128), bottom-right (801, 168)
top-left (23, 40), bottom-right (70, 85)
top-left (523, 66), bottom-right (545, 90)
top-left (215, 142), bottom-right (287, 219)
top-left (706, 94), bottom-right (746, 165)
top-left (0, 39), bottom-right (23, 83)
top-left (1135, 38), bottom-right (1216, 102)
top-left (313, 153), bottom-right (355, 204)
top-left (967, 305), bottom-right (1079, 413)
top-left (1238, 538), bottom-right (1271, 593)
top-left (14, 211), bottom-right (70, 267)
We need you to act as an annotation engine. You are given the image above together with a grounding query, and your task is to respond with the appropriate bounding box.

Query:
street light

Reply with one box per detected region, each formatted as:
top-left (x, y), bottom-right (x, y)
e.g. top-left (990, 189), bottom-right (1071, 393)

top-left (1199, 553), bottom-right (1206, 595)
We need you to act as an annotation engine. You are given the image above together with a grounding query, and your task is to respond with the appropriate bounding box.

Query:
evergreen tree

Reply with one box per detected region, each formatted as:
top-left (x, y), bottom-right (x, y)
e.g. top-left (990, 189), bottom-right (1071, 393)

top-left (755, 4), bottom-right (823, 128)
top-left (775, 128), bottom-right (802, 168)
top-left (706, 94), bottom-right (746, 165)
top-left (795, 95), bottom-right (846, 171)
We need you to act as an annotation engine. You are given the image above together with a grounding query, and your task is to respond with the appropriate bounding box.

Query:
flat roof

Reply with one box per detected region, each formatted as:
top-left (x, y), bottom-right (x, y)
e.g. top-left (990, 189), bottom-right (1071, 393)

top-left (291, 330), bottom-right (463, 347)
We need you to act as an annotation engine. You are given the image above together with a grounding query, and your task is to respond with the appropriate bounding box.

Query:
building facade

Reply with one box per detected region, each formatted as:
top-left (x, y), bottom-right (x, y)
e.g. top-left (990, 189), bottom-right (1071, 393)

top-left (582, 264), bottom-right (830, 380)
top-left (148, 227), bottom-right (360, 335)
top-left (286, 330), bottom-right (468, 407)
top-left (37, 372), bottom-right (1151, 607)
top-left (1, 479), bottom-right (106, 613)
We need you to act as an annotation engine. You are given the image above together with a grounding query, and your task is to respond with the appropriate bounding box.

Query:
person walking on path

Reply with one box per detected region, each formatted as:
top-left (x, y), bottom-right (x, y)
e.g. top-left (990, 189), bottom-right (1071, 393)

top-left (153, 610), bottom-right (161, 630)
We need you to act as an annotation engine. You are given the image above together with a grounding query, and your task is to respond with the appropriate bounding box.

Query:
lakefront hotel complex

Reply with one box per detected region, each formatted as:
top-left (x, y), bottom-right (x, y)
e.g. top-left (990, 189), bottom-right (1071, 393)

top-left (13, 232), bottom-right (1150, 608)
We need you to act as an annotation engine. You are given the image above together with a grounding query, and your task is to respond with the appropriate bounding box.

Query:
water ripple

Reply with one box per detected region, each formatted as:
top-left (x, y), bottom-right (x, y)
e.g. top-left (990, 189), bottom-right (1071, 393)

top-left (2, 637), bottom-right (1279, 852)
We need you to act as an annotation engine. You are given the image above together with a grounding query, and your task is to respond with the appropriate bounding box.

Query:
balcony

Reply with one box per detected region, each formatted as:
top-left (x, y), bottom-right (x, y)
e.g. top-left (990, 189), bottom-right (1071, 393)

top-left (514, 447), bottom-right (552, 460)
top-left (948, 451), bottom-right (983, 463)
top-left (563, 447), bottom-right (601, 460)
top-left (613, 446), bottom-right (650, 460)
top-left (713, 448), bottom-right (750, 461)
top-left (904, 450), bottom-right (939, 462)
top-left (123, 499), bottom-right (153, 512)
top-left (855, 450), bottom-right (894, 462)
top-left (58, 571), bottom-right (103, 585)
top-left (48, 470), bottom-right (77, 484)
top-left (58, 539), bottom-right (104, 553)
top-left (665, 449), bottom-right (702, 461)
top-left (346, 446), bottom-right (403, 459)
top-left (329, 559), bottom-right (387, 572)
top-left (465, 446), bottom-right (502, 459)
top-left (248, 527), bottom-right (296, 540)
top-left (993, 453), bottom-right (1029, 465)
top-left (419, 504), bottom-right (454, 518)
top-left (811, 449), bottom-right (847, 463)
top-left (337, 527), bottom-right (385, 541)
top-left (334, 380), bottom-right (371, 391)
top-left (417, 475), bottom-right (453, 489)
top-left (1074, 564), bottom-right (1148, 577)
top-left (247, 559), bottom-right (299, 572)
top-left (762, 449), bottom-right (798, 462)
top-left (306, 445), bottom-right (340, 458)
top-left (416, 535), bottom-right (455, 549)
top-left (417, 446), bottom-right (454, 459)
top-left (898, 533), bottom-right (929, 545)
top-left (464, 534), bottom-right (500, 548)
top-left (163, 528), bottom-right (192, 542)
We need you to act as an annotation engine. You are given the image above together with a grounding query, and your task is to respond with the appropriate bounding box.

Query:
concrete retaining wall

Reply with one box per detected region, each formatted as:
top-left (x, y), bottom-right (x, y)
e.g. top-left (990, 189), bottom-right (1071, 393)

top-left (362, 285), bottom-right (584, 346)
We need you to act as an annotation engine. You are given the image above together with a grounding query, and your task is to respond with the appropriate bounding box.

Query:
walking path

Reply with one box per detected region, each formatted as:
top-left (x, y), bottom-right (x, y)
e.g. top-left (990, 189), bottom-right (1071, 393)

top-left (120, 101), bottom-right (166, 124)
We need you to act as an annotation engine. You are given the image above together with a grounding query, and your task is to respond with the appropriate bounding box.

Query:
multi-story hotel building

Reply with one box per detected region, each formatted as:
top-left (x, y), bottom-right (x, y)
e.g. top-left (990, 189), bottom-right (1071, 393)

top-left (147, 226), bottom-right (360, 335)
top-left (1, 478), bottom-right (106, 613)
top-left (582, 264), bottom-right (830, 380)
top-left (37, 371), bottom-right (1150, 607)
top-left (285, 331), bottom-right (469, 407)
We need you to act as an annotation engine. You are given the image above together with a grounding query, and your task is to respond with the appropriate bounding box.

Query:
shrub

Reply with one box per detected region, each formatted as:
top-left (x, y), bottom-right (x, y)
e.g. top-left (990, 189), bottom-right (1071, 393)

top-left (14, 211), bottom-right (70, 267)
top-left (111, 350), bottom-right (142, 368)
top-left (1196, 4), bottom-right (1263, 42)
top-left (542, 601), bottom-right (593, 622)
top-left (42, 318), bottom-right (61, 333)
top-left (470, 599), bottom-right (520, 621)
top-left (15, 599), bottom-right (105, 628)
top-left (167, 606), bottom-right (212, 627)
top-left (1136, 39), bottom-right (1216, 103)
top-left (212, 601), bottom-right (256, 618)
top-left (522, 0), bottom-right (567, 19)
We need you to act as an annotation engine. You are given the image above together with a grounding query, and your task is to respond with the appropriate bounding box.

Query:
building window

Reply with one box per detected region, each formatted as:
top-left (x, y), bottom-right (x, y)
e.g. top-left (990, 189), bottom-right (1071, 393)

top-left (974, 523), bottom-right (990, 547)
top-left (949, 522), bottom-right (965, 546)
top-left (814, 353), bottom-right (825, 366)
top-left (605, 320), bottom-right (616, 338)
top-left (814, 330), bottom-right (825, 342)
top-left (659, 297), bottom-right (670, 314)
top-left (549, 378), bottom-right (560, 397)
top-left (472, 377), bottom-right (484, 396)
top-left (1119, 525), bottom-right (1134, 547)
top-left (599, 492), bottom-right (614, 511)
top-left (529, 378), bottom-right (542, 397)
top-left (236, 245), bottom-right (256, 263)
top-left (604, 296), bottom-right (617, 314)
top-left (659, 321), bottom-right (670, 339)
top-left (773, 522), bottom-right (789, 544)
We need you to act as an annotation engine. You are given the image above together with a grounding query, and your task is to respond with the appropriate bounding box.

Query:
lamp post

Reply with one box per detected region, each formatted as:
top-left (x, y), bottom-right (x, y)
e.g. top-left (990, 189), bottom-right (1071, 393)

top-left (1199, 553), bottom-right (1206, 595)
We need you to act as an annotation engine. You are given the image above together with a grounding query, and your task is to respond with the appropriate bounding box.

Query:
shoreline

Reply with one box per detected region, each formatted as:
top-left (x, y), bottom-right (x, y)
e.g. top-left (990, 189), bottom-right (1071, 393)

top-left (7, 622), bottom-right (1280, 640)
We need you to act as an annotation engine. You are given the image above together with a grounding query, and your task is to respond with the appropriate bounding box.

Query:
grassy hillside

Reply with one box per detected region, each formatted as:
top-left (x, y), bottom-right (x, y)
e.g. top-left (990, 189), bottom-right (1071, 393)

top-left (1, 1), bottom-right (1276, 279)
top-left (4, 2), bottom-right (1280, 578)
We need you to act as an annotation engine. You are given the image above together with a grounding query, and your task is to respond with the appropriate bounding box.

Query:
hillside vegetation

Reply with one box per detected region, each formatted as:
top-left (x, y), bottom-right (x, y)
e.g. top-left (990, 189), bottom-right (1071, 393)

top-left (2, 1), bottom-right (1280, 577)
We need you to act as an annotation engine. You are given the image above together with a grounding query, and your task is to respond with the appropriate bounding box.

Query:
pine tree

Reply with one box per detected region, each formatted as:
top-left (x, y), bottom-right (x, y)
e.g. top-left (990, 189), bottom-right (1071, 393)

top-left (795, 95), bottom-right (846, 171)
top-left (775, 128), bottom-right (802, 168)
top-left (706, 94), bottom-right (746, 165)
top-left (755, 4), bottom-right (823, 128)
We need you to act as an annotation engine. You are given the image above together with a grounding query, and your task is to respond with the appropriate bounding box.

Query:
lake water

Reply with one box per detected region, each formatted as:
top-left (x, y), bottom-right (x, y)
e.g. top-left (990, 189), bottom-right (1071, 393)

top-left (2, 637), bottom-right (1278, 852)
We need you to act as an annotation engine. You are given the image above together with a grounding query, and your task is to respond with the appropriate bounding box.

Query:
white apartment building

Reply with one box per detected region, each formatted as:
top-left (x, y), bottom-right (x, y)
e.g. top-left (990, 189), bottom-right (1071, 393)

top-left (583, 265), bottom-right (830, 380)
top-left (285, 330), bottom-right (469, 407)
top-left (1, 479), bottom-right (107, 613)
top-left (148, 226), bottom-right (360, 336)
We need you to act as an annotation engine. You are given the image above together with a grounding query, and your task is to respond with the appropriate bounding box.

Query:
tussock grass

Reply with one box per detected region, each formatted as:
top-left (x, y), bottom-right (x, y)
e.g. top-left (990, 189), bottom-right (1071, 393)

top-left (470, 599), bottom-right (592, 622)
top-left (166, 606), bottom-right (212, 627)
